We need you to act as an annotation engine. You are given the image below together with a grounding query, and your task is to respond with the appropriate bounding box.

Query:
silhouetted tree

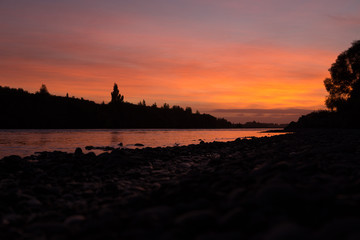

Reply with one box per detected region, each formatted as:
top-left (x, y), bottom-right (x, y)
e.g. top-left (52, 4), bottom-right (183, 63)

top-left (39, 84), bottom-right (50, 95)
top-left (324, 40), bottom-right (360, 111)
top-left (138, 99), bottom-right (146, 106)
top-left (185, 107), bottom-right (192, 114)
top-left (111, 83), bottom-right (124, 104)
top-left (162, 103), bottom-right (170, 109)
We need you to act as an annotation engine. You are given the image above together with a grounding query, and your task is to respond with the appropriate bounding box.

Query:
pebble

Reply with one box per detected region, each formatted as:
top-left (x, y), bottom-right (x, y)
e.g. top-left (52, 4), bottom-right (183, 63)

top-left (64, 215), bottom-right (86, 225)
top-left (1, 129), bottom-right (360, 239)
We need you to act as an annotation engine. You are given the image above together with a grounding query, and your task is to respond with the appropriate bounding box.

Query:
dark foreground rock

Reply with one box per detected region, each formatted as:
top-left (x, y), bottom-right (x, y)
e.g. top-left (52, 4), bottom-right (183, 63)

top-left (1, 130), bottom-right (360, 239)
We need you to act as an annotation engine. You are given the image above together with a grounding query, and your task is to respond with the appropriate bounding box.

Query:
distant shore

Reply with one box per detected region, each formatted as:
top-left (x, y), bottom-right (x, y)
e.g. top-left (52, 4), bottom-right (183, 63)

top-left (1, 129), bottom-right (360, 239)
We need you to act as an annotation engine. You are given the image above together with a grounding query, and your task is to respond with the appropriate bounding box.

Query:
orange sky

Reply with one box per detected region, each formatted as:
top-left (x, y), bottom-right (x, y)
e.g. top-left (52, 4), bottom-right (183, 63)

top-left (1, 0), bottom-right (360, 123)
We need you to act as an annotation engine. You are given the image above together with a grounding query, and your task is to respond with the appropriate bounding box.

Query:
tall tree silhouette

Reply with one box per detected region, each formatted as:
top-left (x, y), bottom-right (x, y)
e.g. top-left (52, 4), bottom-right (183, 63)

top-left (39, 84), bottom-right (50, 95)
top-left (111, 83), bottom-right (124, 104)
top-left (324, 40), bottom-right (360, 111)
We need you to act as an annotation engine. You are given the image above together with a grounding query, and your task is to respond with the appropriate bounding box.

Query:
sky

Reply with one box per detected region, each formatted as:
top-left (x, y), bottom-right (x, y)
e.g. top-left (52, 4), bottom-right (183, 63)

top-left (1, 0), bottom-right (360, 123)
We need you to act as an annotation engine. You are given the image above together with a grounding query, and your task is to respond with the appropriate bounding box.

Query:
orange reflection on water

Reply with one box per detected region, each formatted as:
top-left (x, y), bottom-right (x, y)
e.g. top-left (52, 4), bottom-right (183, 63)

top-left (0, 129), bottom-right (288, 158)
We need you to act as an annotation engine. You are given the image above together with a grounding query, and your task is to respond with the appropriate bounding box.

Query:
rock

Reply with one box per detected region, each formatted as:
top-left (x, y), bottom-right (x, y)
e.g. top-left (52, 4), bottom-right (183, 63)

top-left (85, 146), bottom-right (114, 151)
top-left (28, 222), bottom-right (67, 235)
top-left (218, 208), bottom-right (245, 227)
top-left (135, 143), bottom-right (145, 147)
top-left (263, 222), bottom-right (308, 240)
top-left (86, 152), bottom-right (96, 158)
top-left (74, 147), bottom-right (83, 155)
top-left (3, 130), bottom-right (360, 239)
top-left (197, 232), bottom-right (243, 240)
top-left (64, 215), bottom-right (86, 225)
top-left (85, 146), bottom-right (94, 150)
top-left (175, 210), bottom-right (216, 230)
top-left (131, 206), bottom-right (174, 227)
top-left (118, 142), bottom-right (123, 146)
top-left (1, 155), bottom-right (26, 172)
top-left (2, 214), bottom-right (23, 225)
top-left (315, 218), bottom-right (360, 240)
top-left (25, 198), bottom-right (42, 207)
top-left (255, 184), bottom-right (300, 210)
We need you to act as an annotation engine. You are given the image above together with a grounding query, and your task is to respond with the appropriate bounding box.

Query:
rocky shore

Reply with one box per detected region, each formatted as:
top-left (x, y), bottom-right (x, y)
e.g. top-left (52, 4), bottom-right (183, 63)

top-left (1, 130), bottom-right (360, 239)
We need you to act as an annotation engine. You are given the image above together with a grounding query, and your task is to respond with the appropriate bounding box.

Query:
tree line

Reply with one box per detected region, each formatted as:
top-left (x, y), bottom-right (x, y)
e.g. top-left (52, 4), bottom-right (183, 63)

top-left (0, 84), bottom-right (233, 128)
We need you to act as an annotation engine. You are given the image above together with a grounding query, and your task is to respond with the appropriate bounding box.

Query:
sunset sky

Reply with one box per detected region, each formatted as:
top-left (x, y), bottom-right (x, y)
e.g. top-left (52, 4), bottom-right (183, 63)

top-left (1, 0), bottom-right (360, 123)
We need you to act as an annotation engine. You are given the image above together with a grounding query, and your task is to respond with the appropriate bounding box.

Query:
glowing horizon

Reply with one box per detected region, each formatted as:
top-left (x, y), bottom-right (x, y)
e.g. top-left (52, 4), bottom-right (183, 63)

top-left (1, 0), bottom-right (360, 123)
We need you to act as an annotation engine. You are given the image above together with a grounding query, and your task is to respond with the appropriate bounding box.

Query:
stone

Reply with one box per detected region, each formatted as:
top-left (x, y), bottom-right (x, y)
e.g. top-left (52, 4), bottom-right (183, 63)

top-left (64, 215), bottom-right (86, 225)
top-left (74, 147), bottom-right (83, 155)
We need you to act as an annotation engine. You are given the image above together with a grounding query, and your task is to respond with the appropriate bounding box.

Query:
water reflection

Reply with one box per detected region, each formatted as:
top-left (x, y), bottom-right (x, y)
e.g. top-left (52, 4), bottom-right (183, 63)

top-left (0, 129), bottom-right (287, 158)
top-left (110, 131), bottom-right (120, 144)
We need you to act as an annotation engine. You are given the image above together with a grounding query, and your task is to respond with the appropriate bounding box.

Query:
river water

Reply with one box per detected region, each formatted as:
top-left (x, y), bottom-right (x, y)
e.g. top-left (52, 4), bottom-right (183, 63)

top-left (0, 129), bottom-right (286, 158)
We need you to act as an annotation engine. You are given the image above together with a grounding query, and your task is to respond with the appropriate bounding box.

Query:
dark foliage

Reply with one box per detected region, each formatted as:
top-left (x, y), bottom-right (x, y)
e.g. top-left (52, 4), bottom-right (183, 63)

top-left (39, 84), bottom-right (50, 96)
top-left (324, 40), bottom-right (360, 111)
top-left (287, 40), bottom-right (360, 129)
top-left (110, 83), bottom-right (124, 104)
top-left (241, 121), bottom-right (287, 128)
top-left (0, 86), bottom-right (233, 129)
top-left (286, 109), bottom-right (360, 129)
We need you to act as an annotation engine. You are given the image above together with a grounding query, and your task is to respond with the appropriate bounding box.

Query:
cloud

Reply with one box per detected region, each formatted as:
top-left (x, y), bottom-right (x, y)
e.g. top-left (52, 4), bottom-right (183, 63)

top-left (207, 108), bottom-right (316, 124)
top-left (210, 108), bottom-right (315, 115)
top-left (327, 14), bottom-right (360, 25)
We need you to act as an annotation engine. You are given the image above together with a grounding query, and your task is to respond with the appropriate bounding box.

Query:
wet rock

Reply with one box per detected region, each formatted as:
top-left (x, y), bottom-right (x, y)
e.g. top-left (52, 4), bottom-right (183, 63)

top-left (85, 146), bottom-right (114, 151)
top-left (64, 215), bottom-right (86, 225)
top-left (74, 147), bottom-right (83, 156)
top-left (2, 214), bottom-right (24, 225)
top-left (86, 151), bottom-right (96, 158)
top-left (263, 222), bottom-right (308, 240)
top-left (218, 208), bottom-right (245, 228)
top-left (196, 232), bottom-right (243, 240)
top-left (1, 155), bottom-right (26, 172)
top-left (85, 146), bottom-right (94, 150)
top-left (315, 218), bottom-right (360, 240)
top-left (25, 198), bottom-right (42, 207)
top-left (175, 210), bottom-right (216, 230)
top-left (255, 184), bottom-right (300, 211)
top-left (132, 205), bottom-right (174, 227)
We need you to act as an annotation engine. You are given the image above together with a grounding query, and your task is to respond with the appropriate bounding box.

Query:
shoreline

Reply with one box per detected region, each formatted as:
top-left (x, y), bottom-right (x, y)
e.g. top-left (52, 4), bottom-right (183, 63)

top-left (0, 128), bottom-right (286, 159)
top-left (1, 130), bottom-right (360, 239)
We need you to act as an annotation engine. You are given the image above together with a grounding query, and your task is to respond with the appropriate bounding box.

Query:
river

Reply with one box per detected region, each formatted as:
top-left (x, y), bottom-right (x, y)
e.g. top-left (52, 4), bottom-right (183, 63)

top-left (0, 128), bottom-right (287, 158)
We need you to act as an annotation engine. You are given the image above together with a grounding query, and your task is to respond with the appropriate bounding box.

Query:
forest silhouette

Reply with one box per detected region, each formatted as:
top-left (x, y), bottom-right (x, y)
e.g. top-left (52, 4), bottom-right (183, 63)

top-left (0, 84), bottom-right (235, 129)
top-left (0, 84), bottom-right (287, 129)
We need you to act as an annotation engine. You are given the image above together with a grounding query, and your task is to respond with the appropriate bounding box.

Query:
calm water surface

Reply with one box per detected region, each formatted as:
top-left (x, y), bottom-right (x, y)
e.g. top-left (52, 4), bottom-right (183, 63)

top-left (0, 129), bottom-right (287, 158)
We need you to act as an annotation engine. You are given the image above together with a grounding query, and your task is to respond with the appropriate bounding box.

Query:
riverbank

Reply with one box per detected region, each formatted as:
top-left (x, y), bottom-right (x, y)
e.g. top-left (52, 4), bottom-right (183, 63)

top-left (1, 130), bottom-right (360, 239)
